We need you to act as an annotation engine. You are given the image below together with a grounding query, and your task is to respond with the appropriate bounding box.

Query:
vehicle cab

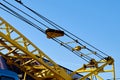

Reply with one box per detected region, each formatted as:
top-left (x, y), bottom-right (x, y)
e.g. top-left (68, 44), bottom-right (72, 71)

top-left (0, 69), bottom-right (19, 80)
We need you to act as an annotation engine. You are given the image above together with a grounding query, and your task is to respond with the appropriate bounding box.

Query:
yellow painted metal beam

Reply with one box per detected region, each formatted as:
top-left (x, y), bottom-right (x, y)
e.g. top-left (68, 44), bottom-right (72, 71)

top-left (0, 17), bottom-right (72, 80)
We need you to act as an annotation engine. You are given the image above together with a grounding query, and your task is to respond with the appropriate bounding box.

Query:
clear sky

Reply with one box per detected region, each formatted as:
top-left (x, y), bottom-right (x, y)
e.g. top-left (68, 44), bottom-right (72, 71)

top-left (0, 0), bottom-right (120, 79)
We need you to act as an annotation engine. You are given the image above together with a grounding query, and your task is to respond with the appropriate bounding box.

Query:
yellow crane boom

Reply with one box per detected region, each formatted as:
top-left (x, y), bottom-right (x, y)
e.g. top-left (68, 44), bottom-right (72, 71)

top-left (0, 15), bottom-right (116, 80)
top-left (0, 17), bottom-right (72, 80)
top-left (0, 1), bottom-right (116, 79)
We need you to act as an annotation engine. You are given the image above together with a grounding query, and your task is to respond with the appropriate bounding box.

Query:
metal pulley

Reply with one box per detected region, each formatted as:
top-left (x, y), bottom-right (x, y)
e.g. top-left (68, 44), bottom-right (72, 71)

top-left (45, 28), bottom-right (64, 38)
top-left (72, 46), bottom-right (86, 51)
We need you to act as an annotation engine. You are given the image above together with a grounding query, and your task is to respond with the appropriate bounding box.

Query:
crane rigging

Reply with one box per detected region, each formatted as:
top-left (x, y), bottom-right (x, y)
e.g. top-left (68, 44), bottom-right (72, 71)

top-left (0, 0), bottom-right (116, 80)
top-left (15, 0), bottom-right (109, 56)
top-left (0, 0), bottom-right (92, 62)
top-left (1, 0), bottom-right (107, 62)
top-left (16, 0), bottom-right (109, 58)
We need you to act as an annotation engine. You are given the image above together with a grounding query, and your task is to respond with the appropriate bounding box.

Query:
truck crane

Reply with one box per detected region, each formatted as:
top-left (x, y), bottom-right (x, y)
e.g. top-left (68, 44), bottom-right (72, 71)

top-left (0, 0), bottom-right (116, 80)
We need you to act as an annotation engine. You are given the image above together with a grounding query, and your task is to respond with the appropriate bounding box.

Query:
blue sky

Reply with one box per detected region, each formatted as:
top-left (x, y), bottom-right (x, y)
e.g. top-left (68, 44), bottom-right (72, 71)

top-left (0, 0), bottom-right (120, 79)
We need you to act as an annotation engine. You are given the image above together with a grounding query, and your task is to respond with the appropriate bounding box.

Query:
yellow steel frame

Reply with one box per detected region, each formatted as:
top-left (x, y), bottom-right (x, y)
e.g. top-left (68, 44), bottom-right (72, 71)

top-left (0, 17), bottom-right (72, 80)
top-left (71, 57), bottom-right (116, 80)
top-left (0, 17), bottom-right (116, 80)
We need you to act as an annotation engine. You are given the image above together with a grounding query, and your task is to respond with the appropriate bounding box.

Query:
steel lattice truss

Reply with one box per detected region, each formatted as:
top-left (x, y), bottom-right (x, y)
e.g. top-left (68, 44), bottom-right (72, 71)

top-left (0, 17), bottom-right (72, 80)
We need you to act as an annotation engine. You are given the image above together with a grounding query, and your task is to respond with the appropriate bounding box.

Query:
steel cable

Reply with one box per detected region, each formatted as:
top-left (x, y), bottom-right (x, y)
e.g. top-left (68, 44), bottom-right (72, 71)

top-left (14, 0), bottom-right (109, 59)
top-left (0, 3), bottom-right (91, 62)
